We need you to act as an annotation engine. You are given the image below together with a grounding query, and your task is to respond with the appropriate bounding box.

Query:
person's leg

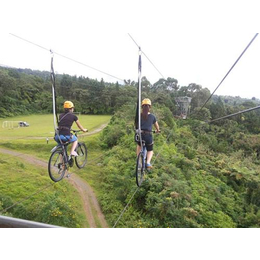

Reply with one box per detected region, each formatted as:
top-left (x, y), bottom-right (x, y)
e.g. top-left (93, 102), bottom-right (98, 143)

top-left (145, 135), bottom-right (154, 168)
top-left (146, 150), bottom-right (153, 165)
top-left (136, 144), bottom-right (141, 156)
top-left (70, 135), bottom-right (78, 156)
top-left (70, 140), bottom-right (78, 155)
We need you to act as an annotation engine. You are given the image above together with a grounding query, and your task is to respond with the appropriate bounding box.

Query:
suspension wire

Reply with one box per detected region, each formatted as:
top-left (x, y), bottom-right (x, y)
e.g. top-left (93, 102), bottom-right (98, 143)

top-left (113, 186), bottom-right (140, 228)
top-left (128, 33), bottom-right (166, 80)
top-left (113, 128), bottom-right (176, 228)
top-left (193, 33), bottom-right (259, 115)
top-left (113, 45), bottom-right (143, 228)
top-left (136, 47), bottom-right (143, 151)
top-left (9, 33), bottom-right (124, 82)
top-left (129, 33), bottom-right (172, 168)
top-left (114, 33), bottom-right (259, 227)
top-left (0, 182), bottom-right (55, 215)
top-left (50, 51), bottom-right (58, 130)
top-left (208, 105), bottom-right (260, 124)
top-left (9, 33), bottom-right (50, 52)
top-left (0, 151), bottom-right (55, 214)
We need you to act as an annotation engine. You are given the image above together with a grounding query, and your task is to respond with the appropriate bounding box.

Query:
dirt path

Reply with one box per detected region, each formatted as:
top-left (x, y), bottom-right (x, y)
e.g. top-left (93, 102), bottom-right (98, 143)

top-left (83, 123), bottom-right (108, 136)
top-left (68, 174), bottom-right (108, 228)
top-left (20, 123), bottom-right (108, 140)
top-left (0, 141), bottom-right (108, 228)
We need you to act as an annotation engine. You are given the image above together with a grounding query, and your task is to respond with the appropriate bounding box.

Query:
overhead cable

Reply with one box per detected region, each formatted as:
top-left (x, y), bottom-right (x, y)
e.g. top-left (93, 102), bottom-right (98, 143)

top-left (208, 105), bottom-right (260, 123)
top-left (0, 182), bottom-right (54, 215)
top-left (113, 187), bottom-right (139, 228)
top-left (195, 33), bottom-right (259, 114)
top-left (9, 33), bottom-right (124, 82)
top-left (128, 33), bottom-right (166, 80)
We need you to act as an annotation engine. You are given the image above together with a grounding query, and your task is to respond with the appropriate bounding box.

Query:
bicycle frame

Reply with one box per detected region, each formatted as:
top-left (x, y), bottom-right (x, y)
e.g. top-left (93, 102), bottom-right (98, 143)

top-left (141, 141), bottom-right (147, 165)
top-left (135, 138), bottom-right (148, 187)
top-left (48, 130), bottom-right (88, 182)
top-left (135, 130), bottom-right (160, 187)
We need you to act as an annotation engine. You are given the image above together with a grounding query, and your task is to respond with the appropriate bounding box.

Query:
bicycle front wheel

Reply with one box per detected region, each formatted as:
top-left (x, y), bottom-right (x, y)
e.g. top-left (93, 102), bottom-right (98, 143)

top-left (136, 152), bottom-right (145, 187)
top-left (75, 142), bottom-right (87, 169)
top-left (48, 149), bottom-right (67, 182)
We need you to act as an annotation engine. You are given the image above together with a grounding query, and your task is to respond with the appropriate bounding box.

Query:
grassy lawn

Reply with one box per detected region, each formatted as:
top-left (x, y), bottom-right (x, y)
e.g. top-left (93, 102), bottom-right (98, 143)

top-left (0, 114), bottom-right (111, 139)
top-left (0, 114), bottom-right (111, 159)
top-left (0, 153), bottom-right (87, 227)
top-left (0, 114), bottom-right (111, 227)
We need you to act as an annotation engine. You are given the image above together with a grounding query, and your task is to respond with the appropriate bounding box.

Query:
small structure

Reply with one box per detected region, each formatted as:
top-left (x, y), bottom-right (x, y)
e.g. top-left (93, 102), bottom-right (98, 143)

top-left (175, 96), bottom-right (192, 119)
top-left (2, 121), bottom-right (29, 129)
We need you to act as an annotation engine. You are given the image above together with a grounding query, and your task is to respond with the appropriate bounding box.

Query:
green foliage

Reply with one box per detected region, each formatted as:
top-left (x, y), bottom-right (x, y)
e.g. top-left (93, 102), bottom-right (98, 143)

top-left (1, 66), bottom-right (260, 228)
top-left (97, 104), bottom-right (260, 228)
top-left (34, 193), bottom-right (80, 227)
top-left (0, 151), bottom-right (86, 227)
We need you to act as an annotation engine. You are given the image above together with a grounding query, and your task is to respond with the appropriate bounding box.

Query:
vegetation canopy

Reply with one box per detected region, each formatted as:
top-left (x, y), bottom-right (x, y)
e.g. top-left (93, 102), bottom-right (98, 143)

top-left (1, 66), bottom-right (260, 228)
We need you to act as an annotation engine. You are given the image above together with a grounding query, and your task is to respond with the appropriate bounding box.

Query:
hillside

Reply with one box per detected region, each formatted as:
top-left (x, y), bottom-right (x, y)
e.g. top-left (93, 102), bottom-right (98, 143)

top-left (1, 66), bottom-right (260, 228)
top-left (97, 106), bottom-right (260, 227)
top-left (1, 66), bottom-right (260, 119)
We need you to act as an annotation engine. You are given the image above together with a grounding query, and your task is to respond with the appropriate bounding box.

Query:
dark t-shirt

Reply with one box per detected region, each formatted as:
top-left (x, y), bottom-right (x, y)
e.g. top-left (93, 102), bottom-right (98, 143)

top-left (58, 112), bottom-right (78, 135)
top-left (141, 113), bottom-right (157, 132)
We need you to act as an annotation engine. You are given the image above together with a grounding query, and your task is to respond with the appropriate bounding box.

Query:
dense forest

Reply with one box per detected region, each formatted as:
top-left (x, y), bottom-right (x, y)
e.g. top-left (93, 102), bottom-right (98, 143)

top-left (1, 65), bottom-right (260, 120)
top-left (1, 66), bottom-right (260, 227)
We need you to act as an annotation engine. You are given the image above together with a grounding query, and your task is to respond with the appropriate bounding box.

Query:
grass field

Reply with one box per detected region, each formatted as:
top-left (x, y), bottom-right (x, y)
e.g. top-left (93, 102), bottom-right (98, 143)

top-left (0, 114), bottom-right (111, 227)
top-left (0, 114), bottom-right (111, 159)
top-left (0, 114), bottom-right (111, 139)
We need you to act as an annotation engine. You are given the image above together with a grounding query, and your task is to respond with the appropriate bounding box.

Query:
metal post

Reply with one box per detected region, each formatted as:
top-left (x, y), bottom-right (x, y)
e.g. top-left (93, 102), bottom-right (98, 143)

top-left (138, 48), bottom-right (143, 150)
top-left (0, 215), bottom-right (62, 228)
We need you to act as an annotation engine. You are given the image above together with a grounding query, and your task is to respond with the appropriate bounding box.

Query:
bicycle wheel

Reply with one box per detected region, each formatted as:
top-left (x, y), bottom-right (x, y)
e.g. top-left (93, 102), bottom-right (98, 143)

top-left (136, 152), bottom-right (145, 187)
top-left (48, 149), bottom-right (67, 182)
top-left (75, 142), bottom-right (87, 169)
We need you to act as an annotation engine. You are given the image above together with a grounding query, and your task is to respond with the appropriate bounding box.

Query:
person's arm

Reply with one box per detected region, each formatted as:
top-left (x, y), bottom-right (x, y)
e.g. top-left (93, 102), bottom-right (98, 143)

top-left (154, 121), bottom-right (160, 133)
top-left (76, 120), bottom-right (88, 132)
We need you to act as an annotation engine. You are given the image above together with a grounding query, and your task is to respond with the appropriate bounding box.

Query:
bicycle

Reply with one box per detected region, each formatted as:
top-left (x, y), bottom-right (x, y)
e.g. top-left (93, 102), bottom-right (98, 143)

top-left (48, 130), bottom-right (88, 182)
top-left (135, 130), bottom-right (160, 187)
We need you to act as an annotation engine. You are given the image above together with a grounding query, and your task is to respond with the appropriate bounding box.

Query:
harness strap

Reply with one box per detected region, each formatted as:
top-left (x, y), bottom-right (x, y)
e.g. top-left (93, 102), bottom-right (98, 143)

top-left (58, 126), bottom-right (70, 130)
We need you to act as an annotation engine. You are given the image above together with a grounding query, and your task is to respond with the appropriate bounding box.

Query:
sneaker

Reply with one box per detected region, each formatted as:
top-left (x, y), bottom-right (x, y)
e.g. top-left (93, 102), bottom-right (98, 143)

top-left (70, 151), bottom-right (78, 157)
top-left (146, 163), bottom-right (153, 169)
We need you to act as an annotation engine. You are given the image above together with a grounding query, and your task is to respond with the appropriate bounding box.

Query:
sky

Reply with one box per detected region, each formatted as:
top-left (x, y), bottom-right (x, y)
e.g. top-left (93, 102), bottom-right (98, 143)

top-left (1, 0), bottom-right (260, 99)
top-left (1, 0), bottom-right (259, 252)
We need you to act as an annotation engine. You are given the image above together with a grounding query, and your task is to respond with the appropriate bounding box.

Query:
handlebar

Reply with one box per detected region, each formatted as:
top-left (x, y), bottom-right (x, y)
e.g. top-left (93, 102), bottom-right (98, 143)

top-left (71, 129), bottom-right (88, 134)
top-left (71, 129), bottom-right (82, 133)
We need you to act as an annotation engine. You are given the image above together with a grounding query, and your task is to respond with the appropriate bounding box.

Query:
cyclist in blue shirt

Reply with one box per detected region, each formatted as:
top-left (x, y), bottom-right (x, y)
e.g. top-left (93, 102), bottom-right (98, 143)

top-left (136, 98), bottom-right (160, 169)
top-left (55, 101), bottom-right (88, 157)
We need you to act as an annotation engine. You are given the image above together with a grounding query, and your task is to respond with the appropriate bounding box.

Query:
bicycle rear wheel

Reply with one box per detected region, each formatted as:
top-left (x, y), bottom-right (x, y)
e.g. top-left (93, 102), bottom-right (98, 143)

top-left (48, 149), bottom-right (67, 182)
top-left (136, 152), bottom-right (145, 187)
top-left (75, 142), bottom-right (87, 169)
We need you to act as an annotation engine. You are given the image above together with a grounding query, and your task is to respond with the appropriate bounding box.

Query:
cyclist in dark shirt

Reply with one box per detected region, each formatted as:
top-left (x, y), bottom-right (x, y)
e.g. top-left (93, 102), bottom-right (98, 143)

top-left (55, 101), bottom-right (88, 157)
top-left (136, 98), bottom-right (160, 169)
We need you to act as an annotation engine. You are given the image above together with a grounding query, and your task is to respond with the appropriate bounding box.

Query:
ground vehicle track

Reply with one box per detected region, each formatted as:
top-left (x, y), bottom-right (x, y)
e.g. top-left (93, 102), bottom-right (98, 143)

top-left (0, 124), bottom-right (108, 228)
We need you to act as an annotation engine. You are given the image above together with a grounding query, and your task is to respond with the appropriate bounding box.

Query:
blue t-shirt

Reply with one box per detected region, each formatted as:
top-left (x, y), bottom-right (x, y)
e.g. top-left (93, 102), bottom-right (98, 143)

top-left (141, 113), bottom-right (157, 132)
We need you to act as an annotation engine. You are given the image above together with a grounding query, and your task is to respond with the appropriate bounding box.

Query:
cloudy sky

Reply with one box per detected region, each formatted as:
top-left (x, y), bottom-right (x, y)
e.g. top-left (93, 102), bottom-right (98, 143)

top-left (1, 0), bottom-right (259, 254)
top-left (1, 0), bottom-right (260, 99)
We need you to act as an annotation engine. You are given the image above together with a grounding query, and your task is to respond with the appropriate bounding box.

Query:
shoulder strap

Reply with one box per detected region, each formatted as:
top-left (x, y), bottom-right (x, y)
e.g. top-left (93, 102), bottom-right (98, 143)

top-left (58, 112), bottom-right (70, 125)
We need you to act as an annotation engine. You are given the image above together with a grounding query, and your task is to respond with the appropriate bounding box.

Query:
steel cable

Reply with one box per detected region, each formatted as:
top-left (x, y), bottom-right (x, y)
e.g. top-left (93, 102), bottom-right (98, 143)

top-left (192, 33), bottom-right (259, 116)
top-left (9, 33), bottom-right (124, 82)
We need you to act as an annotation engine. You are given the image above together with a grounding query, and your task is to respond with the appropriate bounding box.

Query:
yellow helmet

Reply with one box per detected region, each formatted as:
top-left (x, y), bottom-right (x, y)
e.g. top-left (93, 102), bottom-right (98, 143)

top-left (142, 98), bottom-right (152, 106)
top-left (64, 101), bottom-right (74, 109)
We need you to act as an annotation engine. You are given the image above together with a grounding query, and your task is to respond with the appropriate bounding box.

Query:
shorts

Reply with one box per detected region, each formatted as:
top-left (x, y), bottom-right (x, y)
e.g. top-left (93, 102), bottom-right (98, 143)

top-left (135, 133), bottom-right (154, 152)
top-left (55, 134), bottom-right (77, 144)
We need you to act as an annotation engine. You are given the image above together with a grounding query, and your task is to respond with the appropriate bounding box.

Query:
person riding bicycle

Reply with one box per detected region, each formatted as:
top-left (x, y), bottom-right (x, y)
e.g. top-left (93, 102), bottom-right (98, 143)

top-left (136, 98), bottom-right (160, 169)
top-left (55, 101), bottom-right (88, 157)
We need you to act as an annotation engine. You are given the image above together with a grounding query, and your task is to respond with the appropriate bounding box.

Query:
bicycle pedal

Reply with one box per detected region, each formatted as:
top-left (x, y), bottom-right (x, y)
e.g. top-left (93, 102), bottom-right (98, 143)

top-left (69, 158), bottom-right (74, 167)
